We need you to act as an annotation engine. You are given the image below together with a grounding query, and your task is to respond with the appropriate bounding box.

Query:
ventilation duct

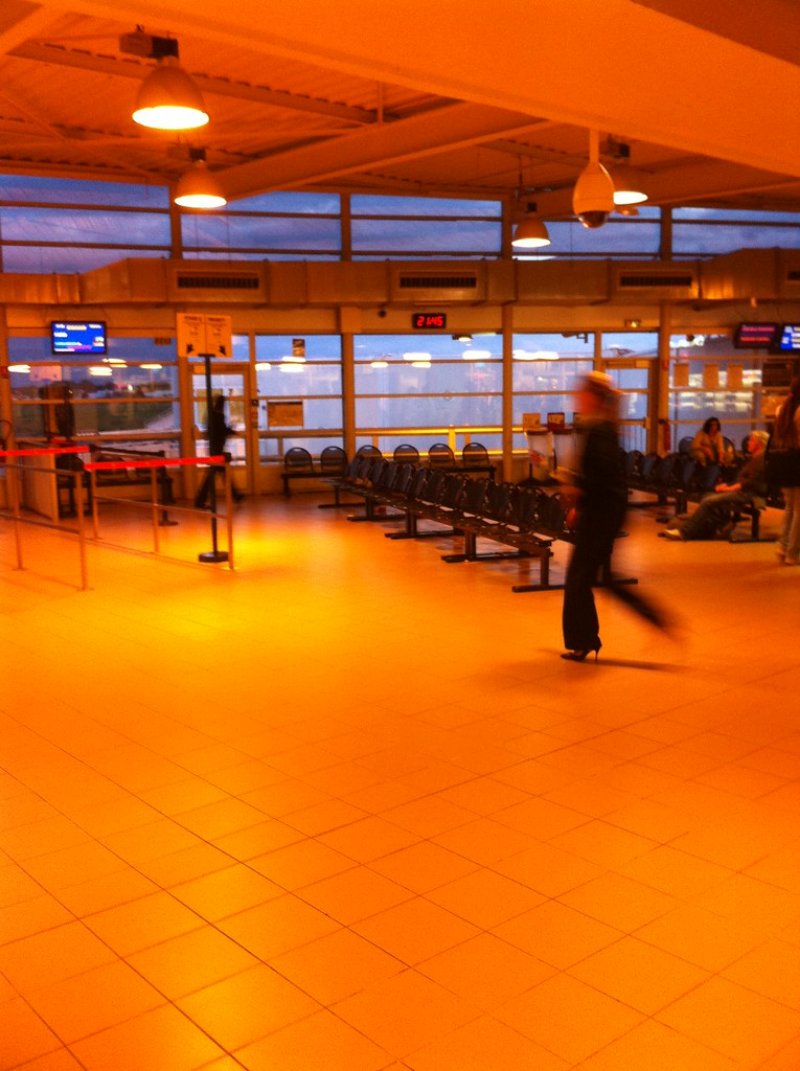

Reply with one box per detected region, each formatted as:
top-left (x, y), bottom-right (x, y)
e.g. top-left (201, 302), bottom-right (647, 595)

top-left (614, 267), bottom-right (698, 299)
top-left (167, 263), bottom-right (268, 302)
top-left (390, 266), bottom-right (486, 303)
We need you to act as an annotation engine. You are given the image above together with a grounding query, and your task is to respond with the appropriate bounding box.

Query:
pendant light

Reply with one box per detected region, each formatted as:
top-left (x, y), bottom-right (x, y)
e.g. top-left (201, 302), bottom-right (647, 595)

top-left (511, 158), bottom-right (551, 250)
top-left (174, 150), bottom-right (227, 209)
top-left (605, 140), bottom-right (648, 205)
top-left (512, 206), bottom-right (551, 249)
top-left (572, 130), bottom-right (615, 229)
top-left (123, 32), bottom-right (209, 131)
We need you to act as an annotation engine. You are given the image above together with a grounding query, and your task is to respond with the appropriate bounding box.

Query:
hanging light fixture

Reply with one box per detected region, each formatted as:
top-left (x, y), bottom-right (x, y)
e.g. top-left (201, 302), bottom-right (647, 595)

top-left (511, 158), bottom-right (550, 250)
top-left (512, 204), bottom-right (551, 249)
top-left (122, 31), bottom-right (209, 131)
top-left (174, 149), bottom-right (227, 209)
top-left (605, 140), bottom-right (648, 205)
top-left (573, 130), bottom-right (615, 229)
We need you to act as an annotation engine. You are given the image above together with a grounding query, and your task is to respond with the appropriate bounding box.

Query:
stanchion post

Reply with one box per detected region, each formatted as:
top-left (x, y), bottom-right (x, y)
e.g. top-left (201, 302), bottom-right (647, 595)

top-left (224, 459), bottom-right (235, 571)
top-left (90, 469), bottom-right (99, 539)
top-left (75, 469), bottom-right (88, 591)
top-left (150, 468), bottom-right (160, 554)
top-left (10, 460), bottom-right (23, 570)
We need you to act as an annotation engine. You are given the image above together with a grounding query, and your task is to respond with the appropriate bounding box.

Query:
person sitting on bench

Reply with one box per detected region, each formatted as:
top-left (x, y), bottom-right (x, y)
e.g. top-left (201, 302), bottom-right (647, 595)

top-left (663, 430), bottom-right (768, 541)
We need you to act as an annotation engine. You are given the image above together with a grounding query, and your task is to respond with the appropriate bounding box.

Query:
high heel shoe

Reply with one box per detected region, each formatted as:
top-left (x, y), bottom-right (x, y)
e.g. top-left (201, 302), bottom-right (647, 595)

top-left (561, 643), bottom-right (601, 662)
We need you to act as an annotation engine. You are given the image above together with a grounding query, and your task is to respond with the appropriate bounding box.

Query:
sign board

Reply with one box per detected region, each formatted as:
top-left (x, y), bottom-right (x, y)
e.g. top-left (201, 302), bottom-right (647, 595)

top-left (522, 412), bottom-right (542, 432)
top-left (267, 400), bottom-right (304, 428)
top-left (411, 312), bottom-right (447, 330)
top-left (292, 338), bottom-right (306, 358)
top-left (176, 313), bottom-right (233, 358)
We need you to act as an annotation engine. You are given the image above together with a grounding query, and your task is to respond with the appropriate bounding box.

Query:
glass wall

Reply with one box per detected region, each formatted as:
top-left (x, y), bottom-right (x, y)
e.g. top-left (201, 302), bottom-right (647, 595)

top-left (254, 334), bottom-right (342, 458)
top-left (351, 195), bottom-right (502, 260)
top-left (672, 208), bottom-right (800, 257)
top-left (668, 332), bottom-right (765, 451)
top-left (355, 333), bottom-right (502, 455)
top-left (0, 176), bottom-right (171, 273)
top-left (8, 336), bottom-right (180, 451)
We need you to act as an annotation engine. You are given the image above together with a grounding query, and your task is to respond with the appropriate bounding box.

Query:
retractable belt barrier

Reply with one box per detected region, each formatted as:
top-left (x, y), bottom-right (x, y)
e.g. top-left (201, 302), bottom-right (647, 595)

top-left (0, 449), bottom-right (234, 590)
top-left (83, 454), bottom-right (234, 570)
top-left (0, 445), bottom-right (92, 589)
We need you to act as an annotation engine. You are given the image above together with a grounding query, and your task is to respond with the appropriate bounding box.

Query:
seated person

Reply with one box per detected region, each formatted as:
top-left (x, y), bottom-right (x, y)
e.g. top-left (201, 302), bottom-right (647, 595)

top-left (664, 430), bottom-right (768, 541)
top-left (691, 417), bottom-right (734, 467)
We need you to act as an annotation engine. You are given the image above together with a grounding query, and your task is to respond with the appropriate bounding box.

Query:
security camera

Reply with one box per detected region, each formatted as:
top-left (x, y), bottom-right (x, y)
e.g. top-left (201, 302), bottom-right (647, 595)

top-left (576, 211), bottom-right (609, 229)
top-left (573, 161), bottom-right (615, 230)
top-left (377, 308), bottom-right (387, 319)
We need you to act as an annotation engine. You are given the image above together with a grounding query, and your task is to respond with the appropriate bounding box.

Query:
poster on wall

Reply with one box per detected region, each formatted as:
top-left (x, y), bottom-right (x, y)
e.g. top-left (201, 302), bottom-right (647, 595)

top-left (673, 363), bottom-right (690, 387)
top-left (267, 400), bottom-right (304, 427)
top-left (703, 363), bottom-right (720, 389)
top-left (727, 364), bottom-right (744, 390)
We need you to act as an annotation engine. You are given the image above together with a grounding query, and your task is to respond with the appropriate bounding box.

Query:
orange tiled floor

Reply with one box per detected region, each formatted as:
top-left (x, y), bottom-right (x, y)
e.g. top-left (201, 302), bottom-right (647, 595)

top-left (2, 493), bottom-right (800, 1070)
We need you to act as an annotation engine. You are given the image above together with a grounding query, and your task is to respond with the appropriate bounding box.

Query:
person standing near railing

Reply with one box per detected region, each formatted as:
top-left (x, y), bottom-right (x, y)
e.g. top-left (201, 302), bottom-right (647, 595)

top-left (194, 394), bottom-right (244, 509)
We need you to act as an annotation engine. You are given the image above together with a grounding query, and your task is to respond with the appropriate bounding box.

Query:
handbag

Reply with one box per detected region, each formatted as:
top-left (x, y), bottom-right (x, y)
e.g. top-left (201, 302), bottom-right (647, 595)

top-left (765, 445), bottom-right (800, 487)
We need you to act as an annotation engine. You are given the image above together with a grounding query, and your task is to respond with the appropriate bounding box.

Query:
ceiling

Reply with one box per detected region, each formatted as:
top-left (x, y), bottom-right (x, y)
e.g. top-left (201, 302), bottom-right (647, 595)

top-left (1, 0), bottom-right (799, 219)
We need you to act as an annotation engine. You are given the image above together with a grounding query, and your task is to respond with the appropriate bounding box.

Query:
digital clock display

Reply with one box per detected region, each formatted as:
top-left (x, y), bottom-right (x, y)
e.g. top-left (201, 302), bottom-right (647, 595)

top-left (411, 312), bottom-right (447, 330)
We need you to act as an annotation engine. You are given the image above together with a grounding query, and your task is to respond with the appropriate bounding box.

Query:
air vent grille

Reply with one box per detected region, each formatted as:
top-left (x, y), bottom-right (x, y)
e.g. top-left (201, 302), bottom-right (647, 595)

top-left (398, 275), bottom-right (479, 290)
top-left (176, 273), bottom-right (261, 290)
top-left (617, 272), bottom-right (695, 289)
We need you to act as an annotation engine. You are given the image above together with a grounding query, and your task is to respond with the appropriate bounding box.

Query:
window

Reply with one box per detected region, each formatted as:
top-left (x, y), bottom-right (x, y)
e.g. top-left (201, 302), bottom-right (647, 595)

top-left (254, 334), bottom-right (342, 458)
top-left (673, 208), bottom-right (800, 256)
top-left (351, 195), bottom-right (502, 260)
top-left (669, 332), bottom-right (763, 445)
top-left (8, 336), bottom-right (179, 445)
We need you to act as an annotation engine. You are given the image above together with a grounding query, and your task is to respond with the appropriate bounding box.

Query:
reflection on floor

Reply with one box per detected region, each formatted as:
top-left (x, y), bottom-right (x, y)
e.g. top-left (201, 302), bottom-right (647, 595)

top-left (2, 494), bottom-right (800, 1070)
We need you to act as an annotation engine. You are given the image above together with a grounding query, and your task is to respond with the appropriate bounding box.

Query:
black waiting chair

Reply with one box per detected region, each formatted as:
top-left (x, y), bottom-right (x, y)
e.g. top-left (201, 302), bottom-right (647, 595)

top-left (319, 445), bottom-right (348, 475)
top-left (283, 446), bottom-right (314, 473)
top-left (393, 443), bottom-right (420, 463)
top-left (428, 442), bottom-right (455, 468)
top-left (462, 442), bottom-right (490, 466)
top-left (356, 444), bottom-right (383, 460)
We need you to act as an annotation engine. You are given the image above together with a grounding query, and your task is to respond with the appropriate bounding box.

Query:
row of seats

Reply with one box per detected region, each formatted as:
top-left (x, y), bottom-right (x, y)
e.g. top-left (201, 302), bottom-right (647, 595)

top-left (281, 441), bottom-right (494, 496)
top-left (328, 454), bottom-right (574, 592)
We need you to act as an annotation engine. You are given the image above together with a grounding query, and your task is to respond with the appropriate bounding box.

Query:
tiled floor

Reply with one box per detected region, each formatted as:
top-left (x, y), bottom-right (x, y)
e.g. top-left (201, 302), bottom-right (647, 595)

top-left (2, 492), bottom-right (800, 1070)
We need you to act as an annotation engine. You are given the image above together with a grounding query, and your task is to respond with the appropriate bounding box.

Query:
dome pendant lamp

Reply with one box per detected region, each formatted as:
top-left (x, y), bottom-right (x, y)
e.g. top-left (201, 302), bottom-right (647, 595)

top-left (512, 201), bottom-right (551, 249)
top-left (133, 57), bottom-right (209, 131)
top-left (572, 129), bottom-right (615, 229)
top-left (174, 151), bottom-right (226, 209)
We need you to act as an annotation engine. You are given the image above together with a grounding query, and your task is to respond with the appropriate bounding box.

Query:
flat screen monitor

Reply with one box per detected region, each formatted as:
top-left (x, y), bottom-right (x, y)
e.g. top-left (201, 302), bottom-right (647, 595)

top-left (51, 320), bottom-right (107, 355)
top-left (733, 322), bottom-right (778, 349)
top-left (776, 324), bottom-right (800, 353)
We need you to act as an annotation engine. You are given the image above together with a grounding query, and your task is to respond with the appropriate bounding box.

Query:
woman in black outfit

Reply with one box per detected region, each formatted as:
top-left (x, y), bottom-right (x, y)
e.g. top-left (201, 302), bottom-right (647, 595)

top-left (561, 372), bottom-right (670, 661)
top-left (194, 394), bottom-right (244, 508)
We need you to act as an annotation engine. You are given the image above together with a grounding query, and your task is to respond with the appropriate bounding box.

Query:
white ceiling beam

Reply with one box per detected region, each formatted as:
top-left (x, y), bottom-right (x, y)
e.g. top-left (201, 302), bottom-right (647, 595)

top-left (30, 0), bottom-right (800, 179)
top-left (218, 104), bottom-right (554, 199)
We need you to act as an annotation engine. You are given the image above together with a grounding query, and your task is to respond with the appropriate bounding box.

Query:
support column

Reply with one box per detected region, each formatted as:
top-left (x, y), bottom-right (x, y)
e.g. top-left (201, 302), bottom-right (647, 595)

top-left (501, 304), bottom-right (514, 482)
top-left (0, 305), bottom-right (13, 444)
top-left (654, 303), bottom-right (672, 454)
top-left (340, 307), bottom-right (358, 458)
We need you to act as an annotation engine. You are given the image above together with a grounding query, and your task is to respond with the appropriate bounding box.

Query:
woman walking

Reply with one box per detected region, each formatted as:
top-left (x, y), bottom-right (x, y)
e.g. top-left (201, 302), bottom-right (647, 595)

top-left (561, 372), bottom-right (671, 661)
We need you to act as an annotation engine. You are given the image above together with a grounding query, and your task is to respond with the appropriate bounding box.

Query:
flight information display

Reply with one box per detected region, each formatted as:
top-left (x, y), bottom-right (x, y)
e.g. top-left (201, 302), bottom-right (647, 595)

top-left (51, 321), bottom-right (107, 354)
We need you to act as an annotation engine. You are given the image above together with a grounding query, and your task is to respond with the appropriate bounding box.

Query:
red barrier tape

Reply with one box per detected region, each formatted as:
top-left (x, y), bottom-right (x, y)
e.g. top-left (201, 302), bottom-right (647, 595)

top-left (0, 445), bottom-right (89, 458)
top-left (84, 455), bottom-right (225, 471)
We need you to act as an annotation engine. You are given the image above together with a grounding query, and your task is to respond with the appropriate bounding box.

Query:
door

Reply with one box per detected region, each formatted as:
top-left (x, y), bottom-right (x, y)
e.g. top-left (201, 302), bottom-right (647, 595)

top-left (191, 362), bottom-right (252, 493)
